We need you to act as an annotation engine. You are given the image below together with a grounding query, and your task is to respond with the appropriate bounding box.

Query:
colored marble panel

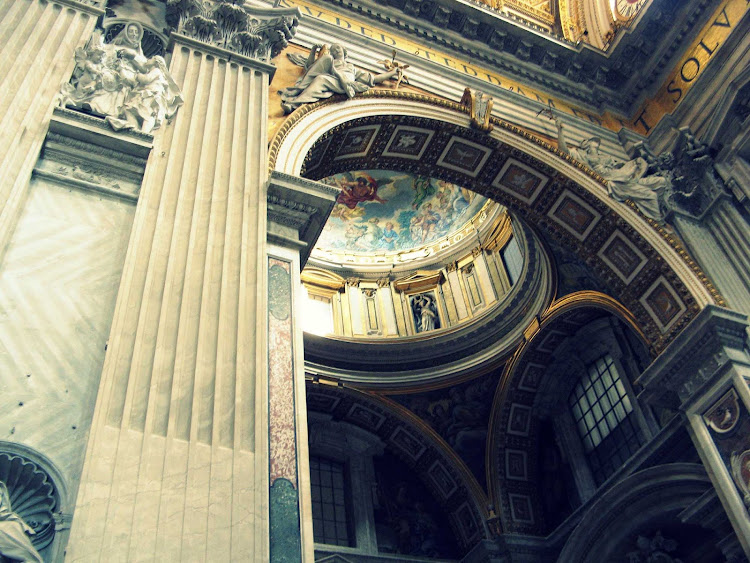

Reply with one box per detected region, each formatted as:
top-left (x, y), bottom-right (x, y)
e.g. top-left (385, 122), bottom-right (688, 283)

top-left (390, 427), bottom-right (426, 460)
top-left (269, 478), bottom-right (302, 562)
top-left (551, 195), bottom-right (596, 238)
top-left (704, 389), bottom-right (750, 509)
top-left (345, 403), bottom-right (385, 430)
top-left (640, 276), bottom-right (686, 331)
top-left (518, 363), bottom-right (544, 391)
top-left (428, 460), bottom-right (458, 499)
top-left (268, 258), bottom-right (297, 487)
top-left (536, 330), bottom-right (566, 353)
top-left (505, 450), bottom-right (528, 481)
top-left (645, 282), bottom-right (681, 326)
top-left (507, 404), bottom-right (532, 436)
top-left (454, 502), bottom-right (480, 543)
top-left (598, 231), bottom-right (647, 284)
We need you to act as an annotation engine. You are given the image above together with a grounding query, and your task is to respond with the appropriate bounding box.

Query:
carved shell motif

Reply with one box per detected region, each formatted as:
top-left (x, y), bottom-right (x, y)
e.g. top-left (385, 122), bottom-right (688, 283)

top-left (0, 453), bottom-right (57, 549)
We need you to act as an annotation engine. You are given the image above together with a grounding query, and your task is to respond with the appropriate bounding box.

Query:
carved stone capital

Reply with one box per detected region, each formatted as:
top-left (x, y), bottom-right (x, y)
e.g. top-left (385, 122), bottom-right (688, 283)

top-left (166, 0), bottom-right (300, 62)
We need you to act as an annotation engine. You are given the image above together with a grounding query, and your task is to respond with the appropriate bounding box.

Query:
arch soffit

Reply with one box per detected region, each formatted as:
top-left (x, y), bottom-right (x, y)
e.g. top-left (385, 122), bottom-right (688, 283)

top-left (485, 292), bottom-right (648, 534)
top-left (305, 381), bottom-right (492, 547)
top-left (270, 92), bottom-right (720, 355)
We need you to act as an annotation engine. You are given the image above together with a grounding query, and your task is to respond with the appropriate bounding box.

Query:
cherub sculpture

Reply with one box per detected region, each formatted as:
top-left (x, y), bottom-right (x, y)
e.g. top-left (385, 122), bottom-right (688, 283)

top-left (279, 43), bottom-right (400, 113)
top-left (60, 23), bottom-right (183, 134)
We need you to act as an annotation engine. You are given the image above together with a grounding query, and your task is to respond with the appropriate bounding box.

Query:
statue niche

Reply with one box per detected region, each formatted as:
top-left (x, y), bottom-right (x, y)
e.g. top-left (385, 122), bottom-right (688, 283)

top-left (0, 452), bottom-right (58, 563)
top-left (410, 292), bottom-right (440, 334)
top-left (59, 22), bottom-right (183, 134)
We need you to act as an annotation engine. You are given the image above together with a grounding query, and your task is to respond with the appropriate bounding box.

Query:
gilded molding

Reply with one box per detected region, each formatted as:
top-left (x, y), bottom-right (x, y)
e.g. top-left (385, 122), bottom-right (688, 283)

top-left (392, 270), bottom-right (445, 292)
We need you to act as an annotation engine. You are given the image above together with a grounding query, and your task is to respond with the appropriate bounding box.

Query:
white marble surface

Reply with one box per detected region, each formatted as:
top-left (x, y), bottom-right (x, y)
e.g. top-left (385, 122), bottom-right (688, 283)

top-left (0, 177), bottom-right (135, 501)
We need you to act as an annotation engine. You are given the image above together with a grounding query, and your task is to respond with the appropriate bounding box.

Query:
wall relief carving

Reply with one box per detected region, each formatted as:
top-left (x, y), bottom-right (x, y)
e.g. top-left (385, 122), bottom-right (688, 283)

top-left (59, 22), bottom-right (183, 134)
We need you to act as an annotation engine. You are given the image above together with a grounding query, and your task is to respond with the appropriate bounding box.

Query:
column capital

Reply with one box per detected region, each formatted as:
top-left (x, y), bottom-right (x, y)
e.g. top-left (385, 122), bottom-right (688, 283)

top-left (638, 305), bottom-right (750, 410)
top-left (266, 171), bottom-right (339, 266)
top-left (165, 0), bottom-right (300, 73)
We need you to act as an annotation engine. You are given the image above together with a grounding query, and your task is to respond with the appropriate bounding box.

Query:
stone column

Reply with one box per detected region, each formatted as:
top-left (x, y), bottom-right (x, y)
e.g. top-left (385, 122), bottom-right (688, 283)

top-left (0, 0), bottom-right (104, 260)
top-left (266, 171), bottom-right (338, 561)
top-left (639, 305), bottom-right (750, 559)
top-left (67, 5), bottom-right (302, 560)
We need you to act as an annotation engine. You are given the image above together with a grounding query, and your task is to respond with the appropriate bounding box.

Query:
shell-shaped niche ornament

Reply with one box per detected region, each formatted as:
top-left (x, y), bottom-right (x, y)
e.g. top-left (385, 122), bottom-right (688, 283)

top-left (0, 452), bottom-right (57, 550)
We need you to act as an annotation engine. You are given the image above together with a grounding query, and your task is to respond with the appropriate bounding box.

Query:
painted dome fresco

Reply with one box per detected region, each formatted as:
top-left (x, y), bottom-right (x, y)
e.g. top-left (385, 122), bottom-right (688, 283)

top-left (312, 170), bottom-right (491, 261)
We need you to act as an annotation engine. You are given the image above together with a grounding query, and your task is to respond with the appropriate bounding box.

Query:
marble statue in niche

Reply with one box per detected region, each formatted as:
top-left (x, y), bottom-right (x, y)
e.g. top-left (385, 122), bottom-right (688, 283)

top-left (59, 22), bottom-right (183, 134)
top-left (280, 44), bottom-right (400, 113)
top-left (0, 481), bottom-right (43, 563)
top-left (410, 293), bottom-right (439, 333)
top-left (554, 117), bottom-right (671, 221)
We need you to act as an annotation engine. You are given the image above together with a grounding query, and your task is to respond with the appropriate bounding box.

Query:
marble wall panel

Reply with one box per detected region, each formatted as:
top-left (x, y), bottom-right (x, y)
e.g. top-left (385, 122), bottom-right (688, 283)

top-left (0, 178), bottom-right (135, 497)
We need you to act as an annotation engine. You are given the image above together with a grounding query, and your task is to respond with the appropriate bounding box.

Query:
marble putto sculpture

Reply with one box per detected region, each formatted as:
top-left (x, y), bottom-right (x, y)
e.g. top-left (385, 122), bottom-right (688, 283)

top-left (60, 22), bottom-right (183, 134)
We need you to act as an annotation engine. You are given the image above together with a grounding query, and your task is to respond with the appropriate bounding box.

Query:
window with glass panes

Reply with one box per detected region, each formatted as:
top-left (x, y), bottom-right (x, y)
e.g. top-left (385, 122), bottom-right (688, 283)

top-left (568, 354), bottom-right (643, 485)
top-left (310, 456), bottom-right (353, 546)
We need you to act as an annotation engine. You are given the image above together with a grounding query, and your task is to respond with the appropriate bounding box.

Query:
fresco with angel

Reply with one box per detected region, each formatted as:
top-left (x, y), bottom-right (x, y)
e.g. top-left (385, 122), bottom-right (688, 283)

top-left (316, 170), bottom-right (487, 254)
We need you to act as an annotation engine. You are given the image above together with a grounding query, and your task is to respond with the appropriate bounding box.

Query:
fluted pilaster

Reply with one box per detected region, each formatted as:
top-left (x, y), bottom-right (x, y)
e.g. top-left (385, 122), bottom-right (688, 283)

top-left (68, 36), bottom-right (276, 561)
top-left (0, 0), bottom-right (103, 259)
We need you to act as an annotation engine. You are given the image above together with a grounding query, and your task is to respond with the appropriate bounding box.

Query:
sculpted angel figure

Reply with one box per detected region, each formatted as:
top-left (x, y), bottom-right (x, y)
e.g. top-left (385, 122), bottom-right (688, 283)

top-left (554, 117), bottom-right (671, 221)
top-left (0, 481), bottom-right (43, 563)
top-left (279, 44), bottom-right (400, 113)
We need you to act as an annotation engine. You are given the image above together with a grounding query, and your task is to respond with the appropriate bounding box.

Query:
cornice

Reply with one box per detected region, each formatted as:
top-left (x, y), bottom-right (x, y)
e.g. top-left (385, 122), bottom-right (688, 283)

top-left (302, 0), bottom-right (722, 116)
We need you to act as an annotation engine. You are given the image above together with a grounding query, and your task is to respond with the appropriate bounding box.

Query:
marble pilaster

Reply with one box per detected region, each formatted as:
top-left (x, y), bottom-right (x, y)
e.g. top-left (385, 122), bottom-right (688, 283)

top-left (67, 17), bottom-right (299, 558)
top-left (639, 305), bottom-right (750, 558)
top-left (265, 171), bottom-right (339, 561)
top-left (0, 0), bottom-right (104, 262)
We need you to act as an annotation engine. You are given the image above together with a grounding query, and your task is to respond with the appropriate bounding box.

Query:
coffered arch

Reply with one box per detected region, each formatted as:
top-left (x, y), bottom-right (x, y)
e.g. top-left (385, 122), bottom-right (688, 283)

top-left (485, 292), bottom-right (651, 534)
top-left (270, 91), bottom-right (721, 352)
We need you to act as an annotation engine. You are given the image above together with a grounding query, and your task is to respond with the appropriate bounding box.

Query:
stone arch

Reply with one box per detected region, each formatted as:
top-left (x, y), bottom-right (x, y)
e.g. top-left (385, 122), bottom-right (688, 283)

top-left (270, 92), bottom-right (720, 353)
top-left (557, 463), bottom-right (724, 562)
top-left (485, 292), bottom-right (650, 534)
top-left (305, 381), bottom-right (491, 550)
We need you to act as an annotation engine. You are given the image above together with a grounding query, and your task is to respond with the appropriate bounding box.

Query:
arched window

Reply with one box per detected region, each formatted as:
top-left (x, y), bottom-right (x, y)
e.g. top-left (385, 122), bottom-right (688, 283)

top-left (568, 353), bottom-right (644, 484)
top-left (535, 316), bottom-right (658, 502)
